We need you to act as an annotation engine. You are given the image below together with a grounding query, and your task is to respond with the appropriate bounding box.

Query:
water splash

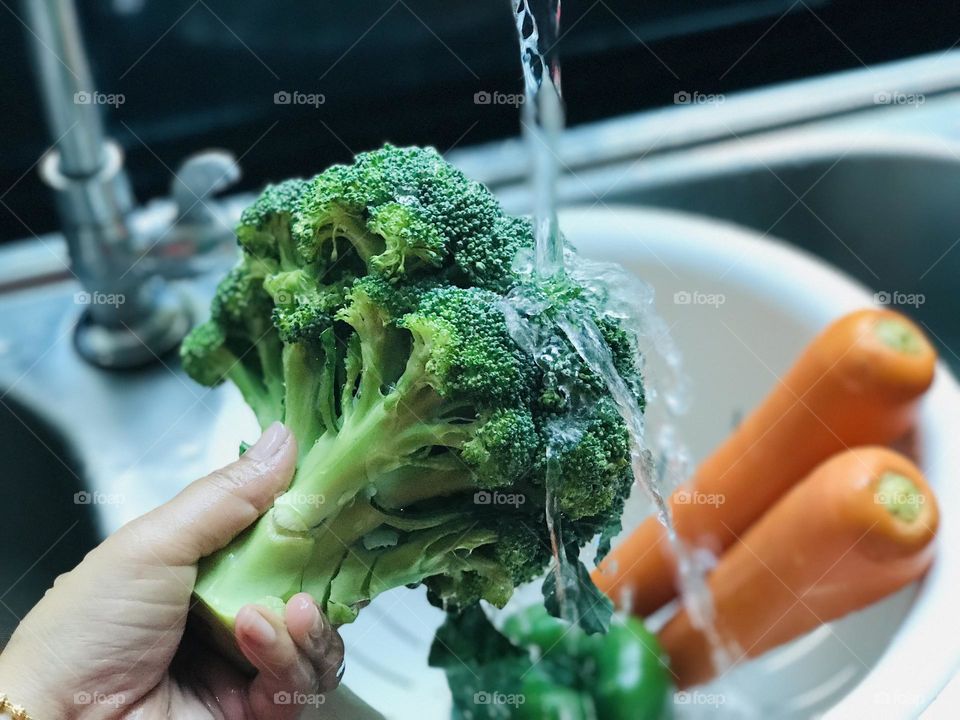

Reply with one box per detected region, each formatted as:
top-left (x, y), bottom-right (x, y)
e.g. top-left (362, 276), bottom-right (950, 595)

top-left (512, 0), bottom-right (564, 275)
top-left (508, 0), bottom-right (735, 681)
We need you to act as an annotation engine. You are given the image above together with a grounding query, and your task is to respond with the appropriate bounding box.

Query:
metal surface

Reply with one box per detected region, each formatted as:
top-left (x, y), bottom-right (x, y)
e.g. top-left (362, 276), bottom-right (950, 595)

top-left (22, 0), bottom-right (107, 178)
top-left (157, 150), bottom-right (244, 278)
top-left (0, 274), bottom-right (229, 536)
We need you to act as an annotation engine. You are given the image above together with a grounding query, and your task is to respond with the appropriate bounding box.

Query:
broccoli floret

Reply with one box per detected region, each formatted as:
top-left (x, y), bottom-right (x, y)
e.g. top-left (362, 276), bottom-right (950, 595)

top-left (183, 145), bottom-right (643, 636)
top-left (293, 145), bottom-right (502, 281)
top-left (550, 400), bottom-right (632, 518)
top-left (180, 263), bottom-right (284, 426)
top-left (237, 178), bottom-right (309, 265)
top-left (453, 214), bottom-right (535, 293)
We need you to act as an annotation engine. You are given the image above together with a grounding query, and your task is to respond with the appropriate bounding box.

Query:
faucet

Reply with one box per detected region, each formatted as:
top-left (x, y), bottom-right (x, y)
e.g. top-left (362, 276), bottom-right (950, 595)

top-left (22, 0), bottom-right (241, 369)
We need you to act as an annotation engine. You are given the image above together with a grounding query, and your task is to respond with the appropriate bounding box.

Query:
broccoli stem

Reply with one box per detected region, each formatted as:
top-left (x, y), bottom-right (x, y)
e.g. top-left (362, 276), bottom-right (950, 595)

top-left (282, 344), bottom-right (326, 454)
top-left (375, 462), bottom-right (478, 508)
top-left (272, 403), bottom-right (394, 532)
top-left (314, 209), bottom-right (384, 263)
top-left (194, 457), bottom-right (484, 630)
top-left (195, 384), bottom-right (457, 624)
top-left (305, 516), bottom-right (505, 624)
top-left (228, 363), bottom-right (282, 430)
top-left (273, 333), bottom-right (464, 531)
top-left (255, 335), bottom-right (286, 407)
top-left (268, 218), bottom-right (298, 270)
top-left (193, 509), bottom-right (315, 629)
top-left (195, 392), bottom-right (484, 631)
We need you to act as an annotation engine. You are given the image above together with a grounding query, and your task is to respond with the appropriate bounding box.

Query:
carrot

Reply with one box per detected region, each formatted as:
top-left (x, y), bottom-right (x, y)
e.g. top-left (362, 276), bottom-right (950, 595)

top-left (658, 447), bottom-right (939, 688)
top-left (592, 308), bottom-right (936, 616)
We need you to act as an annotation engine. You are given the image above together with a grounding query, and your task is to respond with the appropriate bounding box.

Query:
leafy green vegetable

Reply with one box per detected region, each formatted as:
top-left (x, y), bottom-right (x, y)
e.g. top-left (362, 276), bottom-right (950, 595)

top-left (432, 605), bottom-right (672, 720)
top-left (542, 540), bottom-right (615, 636)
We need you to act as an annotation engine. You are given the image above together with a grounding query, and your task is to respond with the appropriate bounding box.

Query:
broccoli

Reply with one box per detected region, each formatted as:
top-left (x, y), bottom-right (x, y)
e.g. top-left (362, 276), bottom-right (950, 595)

top-left (182, 145), bottom-right (643, 636)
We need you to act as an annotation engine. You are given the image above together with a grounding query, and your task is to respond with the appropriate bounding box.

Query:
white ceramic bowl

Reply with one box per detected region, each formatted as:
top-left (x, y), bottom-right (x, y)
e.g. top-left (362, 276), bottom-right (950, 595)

top-left (212, 206), bottom-right (960, 719)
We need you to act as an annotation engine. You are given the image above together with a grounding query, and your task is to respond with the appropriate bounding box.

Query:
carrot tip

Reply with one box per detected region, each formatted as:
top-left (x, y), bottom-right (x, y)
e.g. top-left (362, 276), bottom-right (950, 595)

top-left (874, 318), bottom-right (924, 355)
top-left (875, 471), bottom-right (925, 523)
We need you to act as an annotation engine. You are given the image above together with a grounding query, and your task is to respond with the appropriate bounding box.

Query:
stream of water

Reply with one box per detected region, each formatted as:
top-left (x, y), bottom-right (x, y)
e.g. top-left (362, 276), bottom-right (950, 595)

top-left (509, 0), bottom-right (735, 682)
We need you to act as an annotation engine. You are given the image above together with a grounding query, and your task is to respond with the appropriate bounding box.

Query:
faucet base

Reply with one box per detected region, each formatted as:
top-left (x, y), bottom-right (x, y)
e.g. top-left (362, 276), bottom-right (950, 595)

top-left (73, 284), bottom-right (192, 369)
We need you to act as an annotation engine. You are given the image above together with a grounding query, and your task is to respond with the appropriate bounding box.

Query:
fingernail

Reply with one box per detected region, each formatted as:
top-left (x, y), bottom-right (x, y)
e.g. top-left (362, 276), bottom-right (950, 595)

top-left (244, 609), bottom-right (277, 645)
top-left (308, 605), bottom-right (326, 645)
top-left (246, 422), bottom-right (289, 461)
top-left (294, 594), bottom-right (321, 623)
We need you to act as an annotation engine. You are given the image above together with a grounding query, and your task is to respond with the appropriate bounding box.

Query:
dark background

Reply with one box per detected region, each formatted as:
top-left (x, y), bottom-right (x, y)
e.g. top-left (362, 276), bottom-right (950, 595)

top-left (2, 0), bottom-right (958, 242)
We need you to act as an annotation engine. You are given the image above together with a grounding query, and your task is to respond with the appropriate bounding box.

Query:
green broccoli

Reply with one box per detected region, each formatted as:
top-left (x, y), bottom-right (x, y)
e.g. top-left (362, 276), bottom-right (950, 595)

top-left (182, 145), bottom-right (643, 637)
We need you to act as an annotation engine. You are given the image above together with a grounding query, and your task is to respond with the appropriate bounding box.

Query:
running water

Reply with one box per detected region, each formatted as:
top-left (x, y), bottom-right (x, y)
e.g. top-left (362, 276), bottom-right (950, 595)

top-left (509, 0), bottom-right (735, 677)
top-left (512, 0), bottom-right (564, 275)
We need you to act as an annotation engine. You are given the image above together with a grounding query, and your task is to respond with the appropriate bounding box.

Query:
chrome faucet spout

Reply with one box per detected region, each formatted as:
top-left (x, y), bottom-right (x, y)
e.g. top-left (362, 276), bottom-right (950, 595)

top-left (23, 0), bottom-right (108, 179)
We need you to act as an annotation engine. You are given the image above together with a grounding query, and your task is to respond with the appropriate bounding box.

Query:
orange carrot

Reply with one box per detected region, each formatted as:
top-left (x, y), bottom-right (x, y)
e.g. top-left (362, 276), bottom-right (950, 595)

top-left (658, 447), bottom-right (938, 688)
top-left (593, 308), bottom-right (936, 616)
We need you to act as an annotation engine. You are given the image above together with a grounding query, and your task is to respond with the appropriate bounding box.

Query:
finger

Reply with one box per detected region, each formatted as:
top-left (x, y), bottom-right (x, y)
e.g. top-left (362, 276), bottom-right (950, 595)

top-left (285, 592), bottom-right (345, 691)
top-left (236, 604), bottom-right (320, 719)
top-left (118, 423), bottom-right (297, 566)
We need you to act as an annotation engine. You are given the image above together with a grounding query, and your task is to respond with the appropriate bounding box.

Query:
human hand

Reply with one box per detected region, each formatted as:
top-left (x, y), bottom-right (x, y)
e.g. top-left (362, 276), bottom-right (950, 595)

top-left (0, 422), bottom-right (344, 719)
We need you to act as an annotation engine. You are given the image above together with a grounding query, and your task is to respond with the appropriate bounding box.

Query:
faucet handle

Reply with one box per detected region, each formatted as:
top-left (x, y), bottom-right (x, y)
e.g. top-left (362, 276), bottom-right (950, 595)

top-left (171, 149), bottom-right (241, 224)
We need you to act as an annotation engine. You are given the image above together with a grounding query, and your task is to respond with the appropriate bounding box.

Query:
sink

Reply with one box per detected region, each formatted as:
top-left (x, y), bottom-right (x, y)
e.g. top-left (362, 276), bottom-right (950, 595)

top-left (0, 396), bottom-right (98, 642)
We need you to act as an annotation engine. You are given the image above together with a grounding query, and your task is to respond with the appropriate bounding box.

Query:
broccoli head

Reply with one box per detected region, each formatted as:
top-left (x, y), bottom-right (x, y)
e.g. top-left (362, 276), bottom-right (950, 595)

top-left (182, 145), bottom-right (643, 636)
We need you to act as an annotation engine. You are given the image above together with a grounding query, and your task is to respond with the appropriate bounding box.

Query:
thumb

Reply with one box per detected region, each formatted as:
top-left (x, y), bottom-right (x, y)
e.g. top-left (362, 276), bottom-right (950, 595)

top-left (122, 422), bottom-right (298, 566)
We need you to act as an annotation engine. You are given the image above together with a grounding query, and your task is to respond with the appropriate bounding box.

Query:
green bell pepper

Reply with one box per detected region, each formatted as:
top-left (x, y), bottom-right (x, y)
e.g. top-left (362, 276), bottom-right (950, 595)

top-left (504, 606), bottom-right (672, 720)
top-left (431, 604), bottom-right (671, 720)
